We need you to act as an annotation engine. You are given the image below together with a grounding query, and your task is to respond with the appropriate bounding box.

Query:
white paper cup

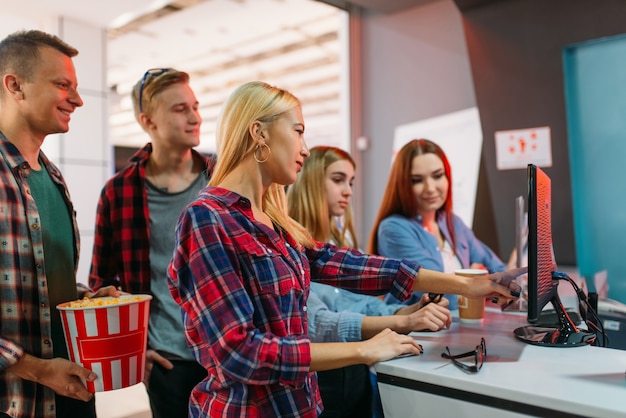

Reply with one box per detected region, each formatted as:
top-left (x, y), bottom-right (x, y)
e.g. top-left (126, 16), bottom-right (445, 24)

top-left (455, 269), bottom-right (488, 323)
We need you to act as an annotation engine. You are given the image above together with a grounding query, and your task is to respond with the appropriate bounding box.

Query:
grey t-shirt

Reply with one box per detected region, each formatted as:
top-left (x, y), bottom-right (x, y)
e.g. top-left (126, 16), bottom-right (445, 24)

top-left (146, 173), bottom-right (206, 360)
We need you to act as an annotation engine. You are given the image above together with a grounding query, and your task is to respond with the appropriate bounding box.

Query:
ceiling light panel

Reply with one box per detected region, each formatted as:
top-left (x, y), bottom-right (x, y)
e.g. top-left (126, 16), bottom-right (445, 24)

top-left (107, 0), bottom-right (346, 153)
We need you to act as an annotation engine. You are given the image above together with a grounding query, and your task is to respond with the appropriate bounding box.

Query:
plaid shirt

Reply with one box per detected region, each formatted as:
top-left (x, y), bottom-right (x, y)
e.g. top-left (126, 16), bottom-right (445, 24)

top-left (0, 133), bottom-right (80, 418)
top-left (167, 187), bottom-right (419, 417)
top-left (88, 143), bottom-right (215, 294)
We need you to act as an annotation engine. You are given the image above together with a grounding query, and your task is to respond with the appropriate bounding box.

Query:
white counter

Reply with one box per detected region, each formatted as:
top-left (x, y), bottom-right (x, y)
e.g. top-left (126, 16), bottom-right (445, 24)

top-left (375, 308), bottom-right (626, 418)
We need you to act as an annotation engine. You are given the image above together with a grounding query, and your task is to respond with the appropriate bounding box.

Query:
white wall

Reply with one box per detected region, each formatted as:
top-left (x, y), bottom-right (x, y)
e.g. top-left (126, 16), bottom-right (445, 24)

top-left (356, 0), bottom-right (476, 243)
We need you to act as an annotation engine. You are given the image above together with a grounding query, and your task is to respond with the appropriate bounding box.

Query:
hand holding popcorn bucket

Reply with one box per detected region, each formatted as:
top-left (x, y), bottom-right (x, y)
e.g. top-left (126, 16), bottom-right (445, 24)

top-left (57, 294), bottom-right (152, 392)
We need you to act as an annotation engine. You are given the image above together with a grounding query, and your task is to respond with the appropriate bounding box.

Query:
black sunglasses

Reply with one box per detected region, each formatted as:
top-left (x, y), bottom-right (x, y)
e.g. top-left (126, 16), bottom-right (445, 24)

top-left (137, 68), bottom-right (170, 112)
top-left (441, 337), bottom-right (486, 373)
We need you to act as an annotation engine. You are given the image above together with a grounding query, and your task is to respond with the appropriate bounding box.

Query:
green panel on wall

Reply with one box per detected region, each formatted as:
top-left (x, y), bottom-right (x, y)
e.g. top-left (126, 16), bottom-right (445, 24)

top-left (563, 34), bottom-right (626, 303)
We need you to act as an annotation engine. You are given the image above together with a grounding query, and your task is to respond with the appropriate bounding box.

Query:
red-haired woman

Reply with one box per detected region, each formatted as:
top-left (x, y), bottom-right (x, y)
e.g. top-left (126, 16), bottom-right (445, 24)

top-left (368, 139), bottom-right (507, 309)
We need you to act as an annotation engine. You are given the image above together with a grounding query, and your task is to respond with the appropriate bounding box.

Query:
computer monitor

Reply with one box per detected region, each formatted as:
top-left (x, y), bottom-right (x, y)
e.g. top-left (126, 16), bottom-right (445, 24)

top-left (513, 164), bottom-right (595, 347)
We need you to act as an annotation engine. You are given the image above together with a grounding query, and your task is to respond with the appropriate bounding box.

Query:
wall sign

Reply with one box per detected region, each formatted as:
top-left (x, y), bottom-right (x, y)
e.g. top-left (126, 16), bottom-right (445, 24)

top-left (495, 126), bottom-right (552, 170)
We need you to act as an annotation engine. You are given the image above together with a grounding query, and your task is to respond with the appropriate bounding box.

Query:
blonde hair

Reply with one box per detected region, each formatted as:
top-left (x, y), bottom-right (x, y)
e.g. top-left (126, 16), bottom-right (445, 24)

top-left (210, 81), bottom-right (315, 248)
top-left (288, 146), bottom-right (358, 248)
top-left (131, 68), bottom-right (190, 120)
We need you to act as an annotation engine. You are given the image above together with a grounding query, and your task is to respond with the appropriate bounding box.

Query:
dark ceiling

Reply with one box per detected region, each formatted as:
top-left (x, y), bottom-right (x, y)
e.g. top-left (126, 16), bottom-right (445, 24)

top-left (318, 0), bottom-right (439, 14)
top-left (453, 0), bottom-right (504, 11)
top-left (318, 0), bottom-right (505, 14)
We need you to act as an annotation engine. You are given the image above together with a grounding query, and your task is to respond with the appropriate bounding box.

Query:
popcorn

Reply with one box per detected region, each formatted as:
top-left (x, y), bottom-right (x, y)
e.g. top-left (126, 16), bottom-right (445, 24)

top-left (65, 295), bottom-right (146, 308)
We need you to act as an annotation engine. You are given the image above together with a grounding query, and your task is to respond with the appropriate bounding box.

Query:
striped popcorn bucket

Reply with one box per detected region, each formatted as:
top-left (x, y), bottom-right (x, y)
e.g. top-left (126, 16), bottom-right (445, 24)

top-left (57, 294), bottom-right (152, 392)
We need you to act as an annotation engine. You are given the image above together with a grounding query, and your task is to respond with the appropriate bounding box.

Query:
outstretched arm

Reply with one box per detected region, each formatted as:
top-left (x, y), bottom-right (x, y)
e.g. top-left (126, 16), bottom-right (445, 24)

top-left (412, 267), bottom-right (525, 304)
top-left (309, 289), bottom-right (451, 342)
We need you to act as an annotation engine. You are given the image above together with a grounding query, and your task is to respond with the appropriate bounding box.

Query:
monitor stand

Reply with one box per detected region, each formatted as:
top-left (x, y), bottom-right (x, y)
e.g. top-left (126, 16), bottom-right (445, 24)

top-left (514, 293), bottom-right (596, 347)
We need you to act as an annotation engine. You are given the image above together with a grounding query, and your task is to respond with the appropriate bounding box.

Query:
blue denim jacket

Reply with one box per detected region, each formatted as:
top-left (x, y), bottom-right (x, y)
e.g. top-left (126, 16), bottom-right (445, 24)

top-left (378, 212), bottom-right (506, 310)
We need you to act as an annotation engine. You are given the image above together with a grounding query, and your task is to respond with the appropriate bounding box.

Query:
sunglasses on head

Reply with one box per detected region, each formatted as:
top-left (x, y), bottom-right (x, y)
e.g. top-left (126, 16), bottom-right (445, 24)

top-left (137, 68), bottom-right (170, 113)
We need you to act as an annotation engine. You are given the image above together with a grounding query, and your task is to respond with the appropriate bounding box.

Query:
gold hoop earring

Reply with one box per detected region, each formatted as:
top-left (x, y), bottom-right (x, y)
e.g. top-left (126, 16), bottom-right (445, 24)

top-left (254, 143), bottom-right (271, 163)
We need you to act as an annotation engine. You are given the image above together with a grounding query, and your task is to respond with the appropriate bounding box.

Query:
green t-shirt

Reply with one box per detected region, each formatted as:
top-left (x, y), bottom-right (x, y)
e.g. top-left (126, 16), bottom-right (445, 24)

top-left (28, 164), bottom-right (76, 358)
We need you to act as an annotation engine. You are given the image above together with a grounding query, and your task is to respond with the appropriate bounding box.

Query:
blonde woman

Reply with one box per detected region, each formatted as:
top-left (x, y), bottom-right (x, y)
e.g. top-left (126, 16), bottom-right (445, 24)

top-left (167, 81), bottom-right (523, 417)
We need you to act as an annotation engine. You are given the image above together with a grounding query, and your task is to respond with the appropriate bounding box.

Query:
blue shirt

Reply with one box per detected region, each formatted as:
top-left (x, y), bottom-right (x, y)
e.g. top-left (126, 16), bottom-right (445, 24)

top-left (377, 212), bottom-right (506, 309)
top-left (307, 282), bottom-right (405, 342)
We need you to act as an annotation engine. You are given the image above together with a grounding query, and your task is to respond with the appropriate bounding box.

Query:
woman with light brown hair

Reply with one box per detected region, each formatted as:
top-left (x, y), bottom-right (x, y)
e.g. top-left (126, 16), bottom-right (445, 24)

top-left (288, 146), bottom-right (358, 248)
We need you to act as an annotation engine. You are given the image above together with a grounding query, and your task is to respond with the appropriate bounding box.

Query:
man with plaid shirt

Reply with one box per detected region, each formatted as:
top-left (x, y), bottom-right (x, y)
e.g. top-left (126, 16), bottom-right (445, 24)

top-left (88, 68), bottom-right (214, 418)
top-left (0, 29), bottom-right (119, 418)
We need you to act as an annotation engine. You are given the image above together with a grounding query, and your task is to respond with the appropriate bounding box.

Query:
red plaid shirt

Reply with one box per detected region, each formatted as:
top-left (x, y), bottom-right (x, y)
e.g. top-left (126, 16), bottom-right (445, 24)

top-left (88, 143), bottom-right (215, 294)
top-left (168, 187), bottom-right (420, 417)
